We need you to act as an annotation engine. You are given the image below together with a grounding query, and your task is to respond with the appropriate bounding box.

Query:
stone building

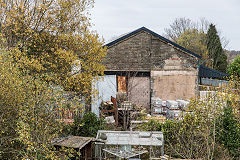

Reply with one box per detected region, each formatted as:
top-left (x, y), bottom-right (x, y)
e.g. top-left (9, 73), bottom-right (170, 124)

top-left (91, 27), bottom-right (227, 116)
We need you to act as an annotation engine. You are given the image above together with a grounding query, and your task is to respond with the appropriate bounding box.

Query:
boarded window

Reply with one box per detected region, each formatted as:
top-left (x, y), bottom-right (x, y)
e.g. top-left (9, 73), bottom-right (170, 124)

top-left (118, 76), bottom-right (127, 93)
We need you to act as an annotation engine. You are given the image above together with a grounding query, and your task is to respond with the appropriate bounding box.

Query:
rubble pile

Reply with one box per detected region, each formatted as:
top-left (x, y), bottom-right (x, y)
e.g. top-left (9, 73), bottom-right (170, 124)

top-left (151, 98), bottom-right (190, 120)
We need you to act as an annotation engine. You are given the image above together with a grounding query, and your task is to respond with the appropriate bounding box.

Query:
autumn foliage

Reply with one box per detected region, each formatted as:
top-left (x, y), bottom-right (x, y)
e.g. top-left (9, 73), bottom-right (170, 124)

top-left (0, 0), bottom-right (106, 159)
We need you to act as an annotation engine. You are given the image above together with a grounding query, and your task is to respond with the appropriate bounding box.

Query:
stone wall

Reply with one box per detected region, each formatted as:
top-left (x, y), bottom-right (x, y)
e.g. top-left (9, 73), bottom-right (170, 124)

top-left (104, 31), bottom-right (152, 71)
top-left (104, 29), bottom-right (199, 107)
top-left (128, 76), bottom-right (151, 110)
top-left (105, 30), bottom-right (197, 71)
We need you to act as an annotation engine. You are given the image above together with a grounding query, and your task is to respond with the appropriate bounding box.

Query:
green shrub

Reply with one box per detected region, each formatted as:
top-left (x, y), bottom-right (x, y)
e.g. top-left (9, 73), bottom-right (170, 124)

top-left (137, 114), bottom-right (218, 159)
top-left (216, 101), bottom-right (240, 159)
top-left (69, 112), bottom-right (106, 137)
top-left (137, 120), bottom-right (163, 131)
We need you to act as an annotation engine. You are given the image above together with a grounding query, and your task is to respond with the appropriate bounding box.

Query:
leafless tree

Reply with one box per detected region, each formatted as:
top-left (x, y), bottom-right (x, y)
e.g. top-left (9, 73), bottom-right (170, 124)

top-left (164, 17), bottom-right (229, 49)
top-left (164, 18), bottom-right (194, 42)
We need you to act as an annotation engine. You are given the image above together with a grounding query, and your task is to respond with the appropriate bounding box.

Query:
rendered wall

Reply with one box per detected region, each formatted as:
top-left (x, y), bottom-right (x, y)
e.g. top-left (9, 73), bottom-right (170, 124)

top-left (151, 53), bottom-right (198, 101)
top-left (91, 75), bottom-right (117, 117)
top-left (152, 71), bottom-right (197, 101)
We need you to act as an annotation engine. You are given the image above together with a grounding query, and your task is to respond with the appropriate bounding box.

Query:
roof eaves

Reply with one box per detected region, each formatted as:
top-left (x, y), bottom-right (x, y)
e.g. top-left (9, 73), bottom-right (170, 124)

top-left (199, 65), bottom-right (229, 78)
top-left (79, 138), bottom-right (94, 149)
top-left (104, 27), bottom-right (202, 59)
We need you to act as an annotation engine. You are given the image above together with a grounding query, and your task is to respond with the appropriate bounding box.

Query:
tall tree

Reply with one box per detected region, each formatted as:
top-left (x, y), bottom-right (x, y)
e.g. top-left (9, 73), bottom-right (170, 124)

top-left (206, 24), bottom-right (228, 72)
top-left (0, 0), bottom-right (107, 158)
top-left (177, 29), bottom-right (212, 67)
top-left (164, 17), bottom-right (210, 42)
top-left (165, 18), bottom-right (229, 68)
top-left (0, 0), bottom-right (107, 106)
top-left (0, 50), bottom-right (62, 159)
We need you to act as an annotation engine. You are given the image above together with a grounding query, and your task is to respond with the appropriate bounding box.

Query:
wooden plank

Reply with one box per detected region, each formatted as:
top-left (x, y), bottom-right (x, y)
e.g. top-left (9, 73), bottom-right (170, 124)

top-left (118, 76), bottom-right (127, 92)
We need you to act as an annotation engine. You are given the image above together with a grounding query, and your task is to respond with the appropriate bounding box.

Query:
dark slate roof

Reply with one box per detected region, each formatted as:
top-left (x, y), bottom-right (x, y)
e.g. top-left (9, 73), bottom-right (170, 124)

top-left (105, 27), bottom-right (202, 59)
top-left (199, 65), bottom-right (229, 78)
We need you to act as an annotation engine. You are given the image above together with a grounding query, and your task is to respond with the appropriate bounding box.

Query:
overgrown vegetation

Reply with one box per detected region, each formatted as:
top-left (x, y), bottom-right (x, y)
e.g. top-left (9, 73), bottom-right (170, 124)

top-left (63, 112), bottom-right (106, 137)
top-left (165, 18), bottom-right (228, 71)
top-left (227, 55), bottom-right (240, 77)
top-left (0, 0), bottom-right (106, 159)
top-left (138, 79), bottom-right (240, 159)
top-left (206, 24), bottom-right (228, 72)
top-left (0, 50), bottom-right (63, 159)
top-left (216, 101), bottom-right (240, 159)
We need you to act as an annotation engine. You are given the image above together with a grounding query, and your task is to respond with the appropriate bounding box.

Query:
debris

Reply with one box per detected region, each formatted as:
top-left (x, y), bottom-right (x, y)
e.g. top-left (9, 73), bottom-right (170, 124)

top-left (99, 96), bottom-right (118, 127)
top-left (105, 116), bottom-right (115, 124)
top-left (166, 100), bottom-right (182, 120)
top-left (100, 101), bottom-right (114, 110)
top-left (176, 99), bottom-right (190, 111)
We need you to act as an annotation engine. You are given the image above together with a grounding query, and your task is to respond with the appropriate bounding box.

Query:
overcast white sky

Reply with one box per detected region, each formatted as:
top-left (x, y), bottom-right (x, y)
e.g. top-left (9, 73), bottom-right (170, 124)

top-left (90, 0), bottom-right (240, 51)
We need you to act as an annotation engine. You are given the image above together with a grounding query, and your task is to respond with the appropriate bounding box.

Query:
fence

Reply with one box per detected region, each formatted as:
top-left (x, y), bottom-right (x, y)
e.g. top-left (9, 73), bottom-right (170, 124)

top-left (201, 78), bottom-right (228, 87)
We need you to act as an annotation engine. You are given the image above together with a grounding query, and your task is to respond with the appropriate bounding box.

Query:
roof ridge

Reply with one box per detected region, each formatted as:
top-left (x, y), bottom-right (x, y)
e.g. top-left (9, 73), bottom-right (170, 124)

top-left (105, 26), bottom-right (202, 59)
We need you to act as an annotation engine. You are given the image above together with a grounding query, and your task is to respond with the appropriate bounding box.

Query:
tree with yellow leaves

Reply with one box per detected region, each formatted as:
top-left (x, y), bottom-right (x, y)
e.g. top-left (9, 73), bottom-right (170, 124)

top-left (0, 50), bottom-right (62, 159)
top-left (0, 0), bottom-right (106, 102)
top-left (0, 0), bottom-right (107, 159)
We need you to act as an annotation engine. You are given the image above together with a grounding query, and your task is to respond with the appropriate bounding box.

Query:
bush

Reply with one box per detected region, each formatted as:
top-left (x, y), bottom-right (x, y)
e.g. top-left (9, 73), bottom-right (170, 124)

top-left (63, 112), bottom-right (106, 137)
top-left (137, 120), bottom-right (162, 131)
top-left (137, 110), bottom-right (229, 159)
top-left (216, 101), bottom-right (240, 159)
top-left (144, 116), bottom-right (207, 159)
top-left (137, 79), bottom-right (240, 159)
top-left (227, 56), bottom-right (240, 77)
